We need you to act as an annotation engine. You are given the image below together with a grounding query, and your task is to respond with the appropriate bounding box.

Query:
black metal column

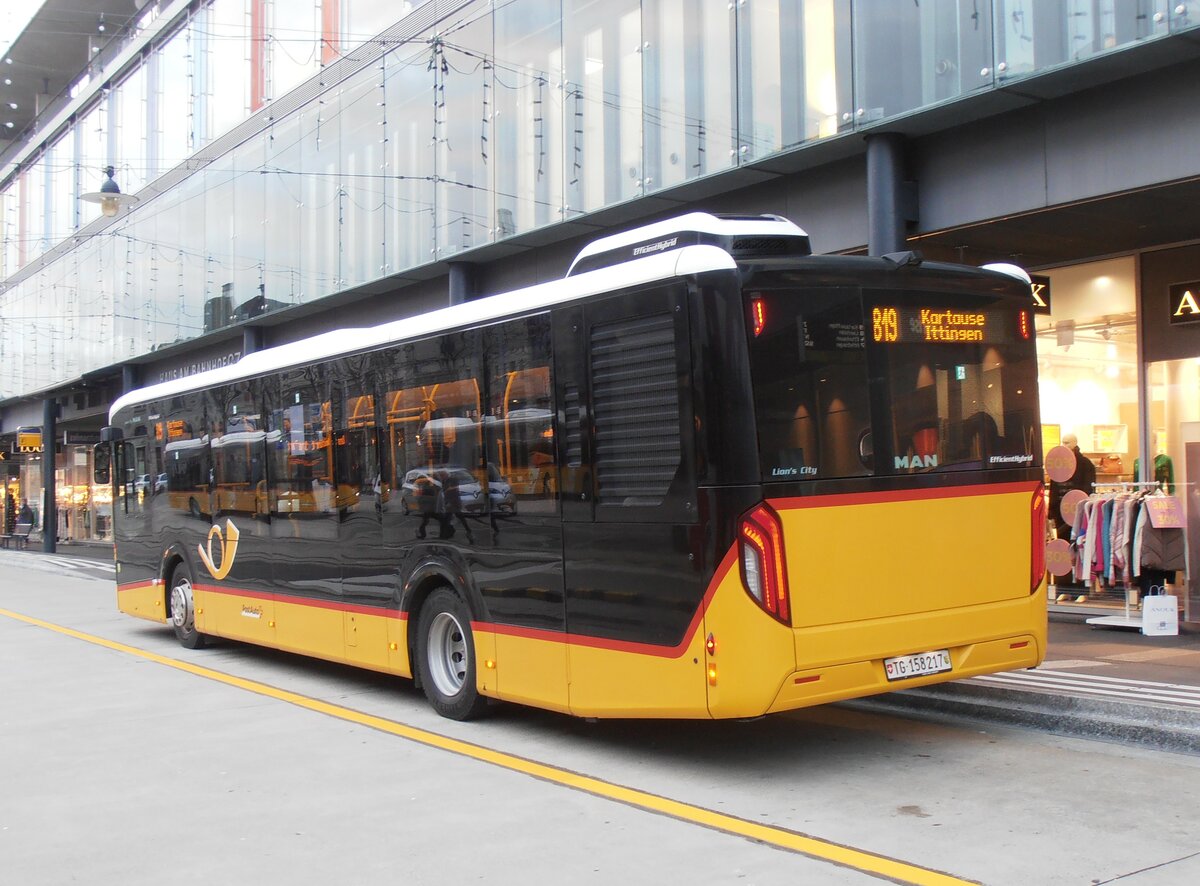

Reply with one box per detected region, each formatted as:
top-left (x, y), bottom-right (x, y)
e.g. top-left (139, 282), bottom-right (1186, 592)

top-left (122, 363), bottom-right (140, 394)
top-left (865, 132), bottom-right (911, 256)
top-left (42, 398), bottom-right (58, 554)
top-left (448, 261), bottom-right (476, 306)
top-left (243, 325), bottom-right (264, 355)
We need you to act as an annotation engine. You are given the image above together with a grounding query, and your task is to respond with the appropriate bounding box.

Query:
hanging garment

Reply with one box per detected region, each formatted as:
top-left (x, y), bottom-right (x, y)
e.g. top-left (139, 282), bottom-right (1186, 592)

top-left (1138, 499), bottom-right (1187, 572)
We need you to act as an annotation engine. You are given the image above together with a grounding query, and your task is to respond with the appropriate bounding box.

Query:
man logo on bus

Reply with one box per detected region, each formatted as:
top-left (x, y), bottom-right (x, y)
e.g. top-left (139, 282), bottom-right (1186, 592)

top-left (197, 518), bottom-right (241, 580)
top-left (894, 454), bottom-right (938, 469)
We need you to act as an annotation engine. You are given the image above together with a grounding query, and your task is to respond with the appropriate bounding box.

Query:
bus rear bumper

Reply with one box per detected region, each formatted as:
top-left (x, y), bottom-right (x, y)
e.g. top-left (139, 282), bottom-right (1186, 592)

top-left (766, 630), bottom-right (1043, 714)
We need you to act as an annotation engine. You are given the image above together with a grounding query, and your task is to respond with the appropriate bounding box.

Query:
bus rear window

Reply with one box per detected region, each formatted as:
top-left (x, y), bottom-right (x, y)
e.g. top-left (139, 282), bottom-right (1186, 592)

top-left (864, 289), bottom-right (1040, 476)
top-left (747, 287), bottom-right (872, 482)
top-left (747, 285), bottom-right (1040, 482)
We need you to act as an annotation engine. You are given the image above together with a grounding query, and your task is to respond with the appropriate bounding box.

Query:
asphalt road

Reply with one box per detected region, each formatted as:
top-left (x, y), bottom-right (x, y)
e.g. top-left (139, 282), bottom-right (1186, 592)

top-left (3, 552), bottom-right (1199, 886)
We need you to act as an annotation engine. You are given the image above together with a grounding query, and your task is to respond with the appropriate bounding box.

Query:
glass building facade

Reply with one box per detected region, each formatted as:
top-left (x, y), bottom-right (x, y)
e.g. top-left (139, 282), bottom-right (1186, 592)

top-left (3, 0), bottom-right (1198, 399)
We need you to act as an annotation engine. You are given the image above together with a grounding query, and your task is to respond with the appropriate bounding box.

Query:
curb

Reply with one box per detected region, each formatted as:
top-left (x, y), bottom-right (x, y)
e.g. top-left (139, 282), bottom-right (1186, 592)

top-left (843, 680), bottom-right (1200, 756)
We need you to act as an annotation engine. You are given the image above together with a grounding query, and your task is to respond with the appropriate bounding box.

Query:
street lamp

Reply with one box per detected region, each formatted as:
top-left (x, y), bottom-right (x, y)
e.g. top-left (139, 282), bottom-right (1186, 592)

top-left (81, 165), bottom-right (138, 217)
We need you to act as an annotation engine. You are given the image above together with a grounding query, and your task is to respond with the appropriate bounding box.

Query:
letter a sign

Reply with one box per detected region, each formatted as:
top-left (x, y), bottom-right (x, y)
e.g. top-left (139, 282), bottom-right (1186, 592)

top-left (1169, 280), bottom-right (1200, 325)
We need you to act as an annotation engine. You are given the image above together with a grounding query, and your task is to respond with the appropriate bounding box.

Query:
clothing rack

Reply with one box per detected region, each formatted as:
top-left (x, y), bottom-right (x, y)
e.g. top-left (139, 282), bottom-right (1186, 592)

top-left (1082, 484), bottom-right (1187, 630)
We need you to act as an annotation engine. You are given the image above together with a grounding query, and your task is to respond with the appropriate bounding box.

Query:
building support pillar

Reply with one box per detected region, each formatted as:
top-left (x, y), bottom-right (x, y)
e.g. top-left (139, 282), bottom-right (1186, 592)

top-left (866, 132), bottom-right (916, 256)
top-left (122, 364), bottom-right (140, 394)
top-left (243, 326), bottom-right (264, 355)
top-left (42, 398), bottom-right (58, 554)
top-left (448, 261), bottom-right (476, 306)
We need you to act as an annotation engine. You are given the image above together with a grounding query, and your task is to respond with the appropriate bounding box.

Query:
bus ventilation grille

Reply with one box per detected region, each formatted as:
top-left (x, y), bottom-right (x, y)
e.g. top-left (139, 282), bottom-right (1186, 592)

top-left (590, 314), bottom-right (681, 507)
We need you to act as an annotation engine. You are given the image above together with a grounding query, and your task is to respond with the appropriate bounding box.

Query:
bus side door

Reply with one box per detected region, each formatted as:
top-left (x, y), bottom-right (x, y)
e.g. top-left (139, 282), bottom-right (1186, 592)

top-left (556, 284), bottom-right (709, 717)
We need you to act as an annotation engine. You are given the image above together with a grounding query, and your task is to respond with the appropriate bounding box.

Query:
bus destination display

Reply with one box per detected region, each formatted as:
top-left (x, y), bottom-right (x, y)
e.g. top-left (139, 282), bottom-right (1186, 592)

top-left (871, 305), bottom-right (1017, 344)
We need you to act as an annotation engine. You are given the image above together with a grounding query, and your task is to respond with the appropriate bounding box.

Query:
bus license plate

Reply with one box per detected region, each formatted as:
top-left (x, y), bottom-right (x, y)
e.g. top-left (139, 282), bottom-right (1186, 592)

top-left (884, 650), bottom-right (952, 682)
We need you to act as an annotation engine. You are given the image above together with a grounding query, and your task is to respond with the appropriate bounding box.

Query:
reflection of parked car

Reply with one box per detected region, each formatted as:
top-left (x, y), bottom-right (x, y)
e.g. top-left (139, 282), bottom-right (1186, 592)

top-left (487, 464), bottom-right (516, 513)
top-left (400, 467), bottom-right (489, 515)
top-left (444, 468), bottom-right (486, 515)
top-left (400, 469), bottom-right (442, 515)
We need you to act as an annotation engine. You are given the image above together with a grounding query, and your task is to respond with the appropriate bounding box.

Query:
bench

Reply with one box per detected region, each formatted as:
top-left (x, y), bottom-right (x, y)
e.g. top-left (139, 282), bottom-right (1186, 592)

top-left (0, 522), bottom-right (33, 550)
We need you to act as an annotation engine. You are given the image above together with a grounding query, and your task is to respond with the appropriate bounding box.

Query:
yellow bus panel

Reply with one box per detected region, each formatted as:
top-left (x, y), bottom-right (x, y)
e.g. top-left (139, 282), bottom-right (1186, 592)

top-left (489, 628), bottom-right (570, 713)
top-left (567, 629), bottom-right (708, 719)
top-left (116, 580), bottom-right (167, 623)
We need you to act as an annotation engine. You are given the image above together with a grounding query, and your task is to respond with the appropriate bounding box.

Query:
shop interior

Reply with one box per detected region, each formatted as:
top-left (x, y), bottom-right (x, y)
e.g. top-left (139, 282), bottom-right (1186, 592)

top-left (1038, 256), bottom-right (1192, 618)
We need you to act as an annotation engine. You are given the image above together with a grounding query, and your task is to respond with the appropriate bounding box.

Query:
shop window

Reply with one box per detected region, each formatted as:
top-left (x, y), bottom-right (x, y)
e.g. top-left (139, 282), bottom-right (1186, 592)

top-left (1036, 257), bottom-right (1140, 496)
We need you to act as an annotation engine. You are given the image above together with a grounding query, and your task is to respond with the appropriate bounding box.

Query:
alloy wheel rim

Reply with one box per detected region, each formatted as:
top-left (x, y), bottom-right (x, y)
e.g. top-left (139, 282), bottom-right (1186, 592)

top-left (427, 611), bottom-right (468, 698)
top-left (170, 579), bottom-right (193, 630)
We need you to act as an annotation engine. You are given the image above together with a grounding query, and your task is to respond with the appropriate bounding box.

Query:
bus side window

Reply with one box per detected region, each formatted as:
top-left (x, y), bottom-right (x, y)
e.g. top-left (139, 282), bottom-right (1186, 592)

top-left (160, 391), bottom-right (211, 521)
top-left (272, 367), bottom-right (334, 517)
top-left (335, 353), bottom-right (385, 514)
top-left (484, 316), bottom-right (556, 516)
top-left (384, 330), bottom-right (485, 520)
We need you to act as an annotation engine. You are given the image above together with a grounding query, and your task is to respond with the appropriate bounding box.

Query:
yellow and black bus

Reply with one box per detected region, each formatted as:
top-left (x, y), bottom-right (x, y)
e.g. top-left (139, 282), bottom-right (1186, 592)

top-left (97, 213), bottom-right (1046, 721)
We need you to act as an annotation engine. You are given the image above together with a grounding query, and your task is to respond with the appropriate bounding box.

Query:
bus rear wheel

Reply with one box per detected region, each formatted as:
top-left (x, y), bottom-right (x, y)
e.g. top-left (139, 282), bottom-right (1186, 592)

top-left (416, 587), bottom-right (489, 720)
top-left (168, 564), bottom-right (207, 650)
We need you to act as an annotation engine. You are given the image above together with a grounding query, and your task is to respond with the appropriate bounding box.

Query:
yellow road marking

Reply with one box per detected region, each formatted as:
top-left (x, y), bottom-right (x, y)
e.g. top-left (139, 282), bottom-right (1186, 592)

top-left (1, 606), bottom-right (975, 886)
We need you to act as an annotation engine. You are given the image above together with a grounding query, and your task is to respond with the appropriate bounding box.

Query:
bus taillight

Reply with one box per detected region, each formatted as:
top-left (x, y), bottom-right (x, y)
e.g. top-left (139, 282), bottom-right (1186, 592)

top-left (738, 503), bottom-right (790, 624)
top-left (1031, 488), bottom-right (1046, 593)
top-left (1019, 310), bottom-right (1031, 339)
top-left (751, 297), bottom-right (767, 337)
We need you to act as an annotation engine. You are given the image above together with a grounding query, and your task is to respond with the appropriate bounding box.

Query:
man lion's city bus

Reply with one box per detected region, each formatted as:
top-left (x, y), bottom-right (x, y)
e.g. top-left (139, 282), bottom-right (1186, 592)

top-left (96, 213), bottom-right (1047, 721)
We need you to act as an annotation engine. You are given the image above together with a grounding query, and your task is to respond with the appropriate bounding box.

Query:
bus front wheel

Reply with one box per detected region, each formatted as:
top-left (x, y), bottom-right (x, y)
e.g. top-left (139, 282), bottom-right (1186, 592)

top-left (168, 564), bottom-right (208, 650)
top-left (416, 587), bottom-right (489, 720)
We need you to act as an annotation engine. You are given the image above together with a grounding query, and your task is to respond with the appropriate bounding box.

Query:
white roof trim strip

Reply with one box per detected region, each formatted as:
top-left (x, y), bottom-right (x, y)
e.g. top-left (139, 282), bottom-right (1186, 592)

top-left (110, 244), bottom-right (737, 420)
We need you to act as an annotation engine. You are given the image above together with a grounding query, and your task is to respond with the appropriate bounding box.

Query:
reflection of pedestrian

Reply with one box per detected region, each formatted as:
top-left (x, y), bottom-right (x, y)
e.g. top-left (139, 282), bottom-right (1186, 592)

top-left (18, 499), bottom-right (35, 527)
top-left (441, 470), bottom-right (474, 544)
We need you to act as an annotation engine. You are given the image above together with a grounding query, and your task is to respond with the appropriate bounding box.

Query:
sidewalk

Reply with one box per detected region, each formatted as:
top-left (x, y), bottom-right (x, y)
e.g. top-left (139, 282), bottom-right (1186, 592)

top-left (14, 536), bottom-right (114, 561)
top-left (853, 613), bottom-right (1200, 755)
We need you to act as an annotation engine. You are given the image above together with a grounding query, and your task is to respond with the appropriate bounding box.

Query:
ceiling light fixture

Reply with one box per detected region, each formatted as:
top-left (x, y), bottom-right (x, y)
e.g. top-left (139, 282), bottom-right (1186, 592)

top-left (81, 166), bottom-right (139, 217)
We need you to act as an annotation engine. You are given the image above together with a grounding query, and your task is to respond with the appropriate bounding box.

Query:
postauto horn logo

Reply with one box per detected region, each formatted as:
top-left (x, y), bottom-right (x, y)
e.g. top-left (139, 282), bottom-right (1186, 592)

top-left (197, 519), bottom-right (240, 580)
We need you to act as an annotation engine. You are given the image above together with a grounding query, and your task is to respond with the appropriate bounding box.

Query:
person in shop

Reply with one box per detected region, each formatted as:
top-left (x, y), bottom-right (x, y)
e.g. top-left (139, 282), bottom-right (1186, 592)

top-left (17, 499), bottom-right (35, 528)
top-left (1048, 433), bottom-right (1095, 596)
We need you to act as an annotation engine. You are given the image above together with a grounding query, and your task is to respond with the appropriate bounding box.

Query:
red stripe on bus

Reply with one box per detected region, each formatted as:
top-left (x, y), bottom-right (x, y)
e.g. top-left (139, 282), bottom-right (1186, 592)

top-left (768, 480), bottom-right (1038, 511)
top-left (116, 580), bottom-right (158, 593)
top-left (123, 546), bottom-right (739, 657)
top-left (188, 583), bottom-right (409, 620)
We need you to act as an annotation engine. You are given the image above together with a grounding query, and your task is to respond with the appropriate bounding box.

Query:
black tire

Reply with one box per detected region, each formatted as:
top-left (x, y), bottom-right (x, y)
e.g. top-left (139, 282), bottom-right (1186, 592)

top-left (416, 587), bottom-right (489, 720)
top-left (168, 562), bottom-right (208, 650)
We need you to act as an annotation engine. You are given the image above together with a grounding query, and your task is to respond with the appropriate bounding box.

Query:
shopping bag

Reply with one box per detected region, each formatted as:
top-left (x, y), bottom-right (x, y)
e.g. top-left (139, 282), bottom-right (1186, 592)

top-left (1142, 594), bottom-right (1179, 637)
